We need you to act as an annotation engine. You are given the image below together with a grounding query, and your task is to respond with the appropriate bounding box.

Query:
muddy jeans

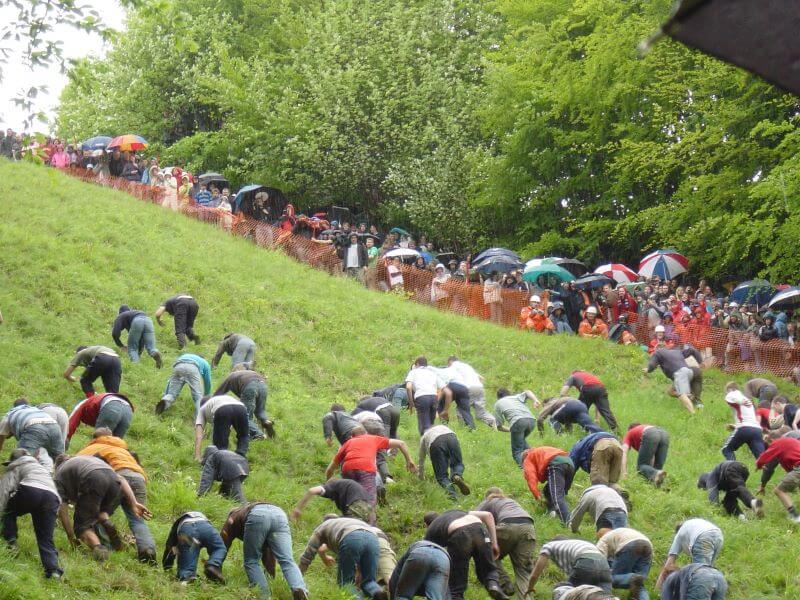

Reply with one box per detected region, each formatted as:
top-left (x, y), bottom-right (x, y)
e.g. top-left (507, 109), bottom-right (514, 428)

top-left (162, 362), bottom-right (204, 412)
top-left (590, 438), bottom-right (623, 486)
top-left (119, 469), bottom-right (156, 555)
top-left (495, 521), bottom-right (536, 600)
top-left (468, 386), bottom-right (497, 428)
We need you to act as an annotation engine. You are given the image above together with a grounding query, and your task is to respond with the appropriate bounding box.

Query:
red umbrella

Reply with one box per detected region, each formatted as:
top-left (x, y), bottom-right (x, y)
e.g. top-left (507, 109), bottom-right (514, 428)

top-left (594, 263), bottom-right (638, 284)
top-left (107, 134), bottom-right (149, 152)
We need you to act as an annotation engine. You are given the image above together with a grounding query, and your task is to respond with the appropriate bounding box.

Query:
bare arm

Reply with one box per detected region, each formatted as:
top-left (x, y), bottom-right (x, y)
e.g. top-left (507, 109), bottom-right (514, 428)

top-left (793, 411), bottom-right (800, 430)
top-left (526, 554), bottom-right (549, 594)
top-left (405, 383), bottom-right (415, 412)
top-left (523, 390), bottom-right (540, 408)
top-left (656, 554), bottom-right (678, 589)
top-left (559, 385), bottom-right (570, 397)
top-left (621, 444), bottom-right (630, 477)
top-left (194, 425), bottom-right (205, 461)
top-left (63, 364), bottom-right (78, 382)
top-left (324, 460), bottom-right (338, 480)
top-left (58, 503), bottom-right (77, 545)
top-left (118, 475), bottom-right (152, 519)
top-left (470, 510), bottom-right (499, 554)
top-left (292, 486), bottom-right (324, 521)
top-left (154, 306), bottom-right (166, 325)
top-left (388, 439), bottom-right (416, 473)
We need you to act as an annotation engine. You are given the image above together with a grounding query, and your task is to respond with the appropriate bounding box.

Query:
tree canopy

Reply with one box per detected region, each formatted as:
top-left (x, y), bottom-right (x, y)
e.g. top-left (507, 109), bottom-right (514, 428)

top-left (56, 0), bottom-right (800, 282)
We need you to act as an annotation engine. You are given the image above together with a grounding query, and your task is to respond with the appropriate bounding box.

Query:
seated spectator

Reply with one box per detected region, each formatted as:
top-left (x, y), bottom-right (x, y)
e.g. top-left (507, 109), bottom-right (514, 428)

top-left (648, 325), bottom-right (675, 354)
top-left (549, 302), bottom-right (574, 334)
top-left (578, 307), bottom-right (609, 339)
top-left (519, 295), bottom-right (553, 333)
top-left (609, 314), bottom-right (636, 345)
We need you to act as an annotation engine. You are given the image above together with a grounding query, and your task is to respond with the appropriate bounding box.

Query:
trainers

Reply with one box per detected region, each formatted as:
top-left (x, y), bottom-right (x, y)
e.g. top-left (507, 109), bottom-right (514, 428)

top-left (738, 513), bottom-right (747, 521)
top-left (628, 574), bottom-right (644, 598)
top-left (384, 476), bottom-right (395, 485)
top-left (155, 399), bottom-right (167, 415)
top-left (487, 581), bottom-right (510, 600)
top-left (654, 470), bottom-right (667, 488)
top-left (153, 351), bottom-right (163, 369)
top-left (262, 420), bottom-right (276, 439)
top-left (204, 563), bottom-right (225, 584)
top-left (452, 475), bottom-right (471, 496)
top-left (751, 498), bottom-right (764, 518)
top-left (92, 545), bottom-right (110, 562)
top-left (292, 590), bottom-right (309, 600)
top-left (790, 513), bottom-right (800, 523)
top-left (548, 511), bottom-right (558, 519)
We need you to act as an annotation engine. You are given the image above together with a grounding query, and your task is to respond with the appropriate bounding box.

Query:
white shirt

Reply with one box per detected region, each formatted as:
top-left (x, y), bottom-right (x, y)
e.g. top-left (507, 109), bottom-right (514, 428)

top-left (405, 366), bottom-right (440, 397)
top-left (346, 245), bottom-right (359, 268)
top-left (725, 390), bottom-right (760, 430)
top-left (196, 396), bottom-right (243, 427)
top-left (450, 361), bottom-right (482, 388)
top-left (669, 518), bottom-right (722, 556)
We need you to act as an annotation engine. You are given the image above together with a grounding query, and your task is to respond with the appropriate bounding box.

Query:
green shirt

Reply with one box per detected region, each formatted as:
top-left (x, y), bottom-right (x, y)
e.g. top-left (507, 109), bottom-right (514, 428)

top-left (70, 346), bottom-right (118, 367)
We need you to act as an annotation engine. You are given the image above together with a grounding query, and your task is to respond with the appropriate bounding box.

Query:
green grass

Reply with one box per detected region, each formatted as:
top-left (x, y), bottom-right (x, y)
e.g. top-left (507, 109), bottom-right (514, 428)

top-left (0, 159), bottom-right (798, 599)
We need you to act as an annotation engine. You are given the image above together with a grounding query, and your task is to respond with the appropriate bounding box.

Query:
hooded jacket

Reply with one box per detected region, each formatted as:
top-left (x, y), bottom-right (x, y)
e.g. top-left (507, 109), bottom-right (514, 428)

top-left (111, 304), bottom-right (147, 348)
top-left (198, 445), bottom-right (249, 496)
top-left (76, 435), bottom-right (145, 479)
top-left (775, 312), bottom-right (789, 339)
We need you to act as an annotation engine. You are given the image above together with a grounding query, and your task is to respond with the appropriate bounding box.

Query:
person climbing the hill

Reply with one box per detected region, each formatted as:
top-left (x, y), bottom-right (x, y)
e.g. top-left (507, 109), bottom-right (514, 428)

top-left (577, 306), bottom-right (609, 340)
top-left (157, 353), bottom-right (212, 415)
top-left (560, 371), bottom-right (618, 433)
top-left (655, 518), bottom-right (724, 588)
top-left (163, 510), bottom-right (227, 583)
top-left (155, 294), bottom-right (200, 348)
top-left (389, 539), bottom-right (451, 600)
top-left (697, 460), bottom-right (763, 518)
top-left (299, 515), bottom-right (389, 599)
top-left (436, 365), bottom-right (476, 431)
top-left (446, 356), bottom-right (497, 429)
top-left (755, 435), bottom-right (800, 523)
top-left (197, 444), bottom-right (250, 504)
top-left (659, 564), bottom-right (727, 600)
top-left (621, 423), bottom-right (668, 486)
top-left (111, 305), bottom-right (162, 367)
top-left (423, 509), bottom-right (508, 600)
top-left (0, 399), bottom-right (64, 460)
top-left (213, 366), bottom-right (273, 440)
top-left (418, 424), bottom-right (470, 499)
top-left (323, 403), bottom-right (360, 446)
top-left (67, 392), bottom-right (134, 442)
top-left (644, 346), bottom-right (703, 413)
top-left (63, 345), bottom-right (122, 398)
top-left (721, 382), bottom-right (765, 461)
top-left (76, 428), bottom-right (156, 562)
top-left (570, 432), bottom-right (627, 497)
top-left (527, 536), bottom-right (612, 595)
top-left (352, 410), bottom-right (394, 486)
top-left (37, 402), bottom-right (68, 443)
top-left (493, 388), bottom-right (539, 466)
top-left (569, 483), bottom-right (628, 534)
top-left (324, 426), bottom-right (416, 506)
top-left (596, 527), bottom-right (652, 600)
top-left (475, 488), bottom-right (536, 600)
top-left (219, 501), bottom-right (309, 599)
top-left (194, 395), bottom-right (250, 461)
top-left (743, 377), bottom-right (779, 408)
top-left (55, 454), bottom-right (151, 562)
top-left (0, 448), bottom-right (63, 579)
top-left (538, 397), bottom-right (604, 435)
top-left (211, 333), bottom-right (257, 371)
top-left (521, 446), bottom-right (575, 524)
top-left (353, 395), bottom-right (401, 440)
top-left (405, 356), bottom-right (442, 435)
top-left (291, 478), bottom-right (375, 524)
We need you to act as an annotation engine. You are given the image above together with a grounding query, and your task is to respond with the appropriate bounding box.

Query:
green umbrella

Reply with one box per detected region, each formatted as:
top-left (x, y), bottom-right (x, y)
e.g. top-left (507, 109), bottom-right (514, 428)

top-left (522, 263), bottom-right (575, 283)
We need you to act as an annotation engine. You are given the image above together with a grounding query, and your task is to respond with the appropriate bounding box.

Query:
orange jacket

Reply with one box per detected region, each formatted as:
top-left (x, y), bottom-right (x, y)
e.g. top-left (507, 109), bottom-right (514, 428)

top-left (519, 307), bottom-right (553, 332)
top-left (76, 435), bottom-right (146, 480)
top-left (578, 318), bottom-right (609, 339)
top-left (522, 446), bottom-right (569, 499)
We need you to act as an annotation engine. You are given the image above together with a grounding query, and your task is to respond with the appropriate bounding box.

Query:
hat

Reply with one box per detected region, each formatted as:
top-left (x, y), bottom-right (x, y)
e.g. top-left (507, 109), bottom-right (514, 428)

top-left (655, 325), bottom-right (665, 333)
top-left (530, 295), bottom-right (541, 303)
top-left (3, 448), bottom-right (28, 466)
top-left (729, 301), bottom-right (739, 307)
top-left (585, 306), bottom-right (598, 315)
top-left (434, 263), bottom-right (445, 271)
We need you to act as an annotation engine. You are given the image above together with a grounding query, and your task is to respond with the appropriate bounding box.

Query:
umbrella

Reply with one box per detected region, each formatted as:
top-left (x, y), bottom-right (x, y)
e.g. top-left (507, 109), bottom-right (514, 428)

top-left (659, 0), bottom-right (800, 96)
top-left (526, 256), bottom-right (587, 277)
top-left (522, 263), bottom-right (575, 284)
top-left (473, 255), bottom-right (524, 275)
top-left (233, 184), bottom-right (267, 212)
top-left (473, 247), bottom-right (520, 264)
top-left (435, 252), bottom-right (459, 265)
top-left (80, 135), bottom-right (112, 151)
top-left (638, 249), bottom-right (689, 280)
top-left (572, 273), bottom-right (616, 290)
top-left (107, 134), bottom-right (148, 152)
top-left (385, 248), bottom-right (420, 259)
top-left (198, 171), bottom-right (228, 186)
top-left (768, 286), bottom-right (800, 310)
top-left (730, 279), bottom-right (776, 306)
top-left (390, 227), bottom-right (410, 237)
top-left (594, 263), bottom-right (638, 284)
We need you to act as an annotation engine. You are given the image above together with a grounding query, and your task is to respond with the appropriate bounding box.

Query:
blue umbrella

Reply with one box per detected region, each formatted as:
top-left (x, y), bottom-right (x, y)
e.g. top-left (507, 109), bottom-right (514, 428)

top-left (233, 184), bottom-right (267, 212)
top-left (80, 135), bottom-right (112, 151)
top-left (768, 286), bottom-right (800, 310)
top-left (730, 279), bottom-right (776, 307)
top-left (572, 273), bottom-right (615, 290)
top-left (473, 247), bottom-right (520, 264)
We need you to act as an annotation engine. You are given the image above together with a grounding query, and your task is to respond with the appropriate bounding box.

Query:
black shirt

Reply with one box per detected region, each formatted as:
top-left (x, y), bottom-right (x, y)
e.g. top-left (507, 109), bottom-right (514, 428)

top-left (320, 478), bottom-right (371, 513)
top-left (163, 295), bottom-right (194, 315)
top-left (424, 510), bottom-right (467, 546)
top-left (111, 309), bottom-right (146, 347)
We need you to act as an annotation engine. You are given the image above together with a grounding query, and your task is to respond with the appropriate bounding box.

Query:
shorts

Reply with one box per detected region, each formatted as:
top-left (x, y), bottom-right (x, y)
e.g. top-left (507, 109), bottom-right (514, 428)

top-left (777, 467), bottom-right (800, 493)
top-left (74, 470), bottom-right (122, 535)
top-left (672, 367), bottom-right (693, 396)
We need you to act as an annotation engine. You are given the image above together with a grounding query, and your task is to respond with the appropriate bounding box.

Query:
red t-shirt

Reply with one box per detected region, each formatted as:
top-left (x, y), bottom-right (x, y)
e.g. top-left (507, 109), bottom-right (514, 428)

top-left (755, 408), bottom-right (771, 430)
top-left (334, 434), bottom-right (390, 474)
top-left (567, 371), bottom-right (603, 389)
top-left (622, 425), bottom-right (652, 451)
top-left (756, 437), bottom-right (800, 473)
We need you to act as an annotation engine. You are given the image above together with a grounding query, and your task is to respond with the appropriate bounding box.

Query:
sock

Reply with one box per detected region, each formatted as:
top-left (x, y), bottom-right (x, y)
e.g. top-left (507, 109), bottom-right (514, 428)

top-left (788, 506), bottom-right (798, 517)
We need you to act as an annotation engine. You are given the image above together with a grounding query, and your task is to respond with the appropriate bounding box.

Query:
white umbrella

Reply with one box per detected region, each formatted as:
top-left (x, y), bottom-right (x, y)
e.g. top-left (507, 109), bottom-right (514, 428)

top-left (385, 248), bottom-right (421, 259)
top-left (768, 286), bottom-right (800, 310)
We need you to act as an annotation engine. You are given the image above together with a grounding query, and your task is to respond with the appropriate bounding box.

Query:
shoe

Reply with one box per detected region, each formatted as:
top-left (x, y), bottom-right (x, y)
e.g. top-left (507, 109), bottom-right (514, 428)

top-left (695, 402), bottom-right (705, 409)
top-left (486, 581), bottom-right (510, 600)
top-left (548, 511), bottom-right (558, 518)
top-left (155, 399), bottom-right (167, 415)
top-left (251, 433), bottom-right (267, 441)
top-left (654, 470), bottom-right (667, 488)
top-left (46, 572), bottom-right (63, 581)
top-left (92, 545), bottom-right (110, 562)
top-left (384, 476), bottom-right (395, 485)
top-left (153, 351), bottom-right (163, 369)
top-left (628, 574), bottom-right (644, 598)
top-left (452, 475), bottom-right (471, 496)
top-left (179, 575), bottom-right (197, 586)
top-left (262, 420), bottom-right (276, 439)
top-left (372, 589), bottom-right (389, 600)
top-left (790, 513), bottom-right (800, 523)
top-left (738, 513), bottom-right (747, 521)
top-left (204, 563), bottom-right (225, 584)
top-left (751, 498), bottom-right (764, 518)
top-left (292, 590), bottom-right (309, 600)
top-left (138, 549), bottom-right (158, 565)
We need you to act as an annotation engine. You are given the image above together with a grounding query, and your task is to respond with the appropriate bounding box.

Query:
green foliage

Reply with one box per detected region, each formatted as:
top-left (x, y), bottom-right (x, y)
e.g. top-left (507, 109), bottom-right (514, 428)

top-left (3, 160), bottom-right (800, 599)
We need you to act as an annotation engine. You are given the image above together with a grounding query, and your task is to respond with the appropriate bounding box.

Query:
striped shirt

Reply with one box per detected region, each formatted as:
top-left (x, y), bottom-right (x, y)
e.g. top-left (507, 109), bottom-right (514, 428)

top-left (540, 539), bottom-right (602, 573)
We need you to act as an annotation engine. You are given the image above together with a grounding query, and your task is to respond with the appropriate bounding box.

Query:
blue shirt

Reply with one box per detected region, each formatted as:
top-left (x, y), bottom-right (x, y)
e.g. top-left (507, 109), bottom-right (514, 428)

top-left (174, 354), bottom-right (212, 395)
top-left (195, 190), bottom-right (212, 206)
top-left (569, 432), bottom-right (616, 472)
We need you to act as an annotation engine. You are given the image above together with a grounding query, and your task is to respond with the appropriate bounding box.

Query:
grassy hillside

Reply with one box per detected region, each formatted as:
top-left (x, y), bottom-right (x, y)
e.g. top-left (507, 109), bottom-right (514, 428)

top-left (0, 160), bottom-right (796, 599)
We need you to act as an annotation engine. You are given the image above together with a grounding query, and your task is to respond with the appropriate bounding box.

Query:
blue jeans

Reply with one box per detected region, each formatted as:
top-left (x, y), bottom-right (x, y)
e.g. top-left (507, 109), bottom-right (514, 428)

top-left (243, 504), bottom-right (306, 596)
top-left (687, 567), bottom-right (728, 600)
top-left (610, 540), bottom-right (651, 600)
top-left (128, 315), bottom-right (158, 362)
top-left (176, 520), bottom-right (227, 581)
top-left (17, 423), bottom-right (64, 459)
top-left (241, 380), bottom-right (269, 438)
top-left (510, 418), bottom-right (535, 466)
top-left (338, 530), bottom-right (382, 597)
top-left (691, 530), bottom-right (724, 566)
top-left (96, 401), bottom-right (133, 438)
top-left (394, 544), bottom-right (450, 600)
top-left (597, 508), bottom-right (628, 531)
top-left (119, 471), bottom-right (156, 555)
top-left (162, 362), bottom-right (204, 413)
top-left (231, 339), bottom-right (256, 368)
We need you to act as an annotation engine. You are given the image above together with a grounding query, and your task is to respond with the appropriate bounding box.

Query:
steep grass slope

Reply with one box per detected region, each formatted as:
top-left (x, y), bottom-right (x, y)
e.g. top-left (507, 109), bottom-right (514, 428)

top-left (0, 160), bottom-right (796, 599)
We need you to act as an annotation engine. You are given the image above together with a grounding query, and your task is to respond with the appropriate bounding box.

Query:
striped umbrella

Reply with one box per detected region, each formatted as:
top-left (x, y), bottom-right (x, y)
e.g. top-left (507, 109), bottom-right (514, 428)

top-left (768, 286), bottom-right (800, 310)
top-left (107, 134), bottom-right (149, 152)
top-left (638, 249), bottom-right (689, 280)
top-left (594, 263), bottom-right (638, 284)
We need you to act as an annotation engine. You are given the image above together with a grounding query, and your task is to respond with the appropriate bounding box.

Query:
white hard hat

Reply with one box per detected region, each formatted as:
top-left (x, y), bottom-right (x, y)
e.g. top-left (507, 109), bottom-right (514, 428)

top-left (655, 325), bottom-right (665, 333)
top-left (530, 295), bottom-right (541, 303)
top-left (586, 306), bottom-right (598, 315)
